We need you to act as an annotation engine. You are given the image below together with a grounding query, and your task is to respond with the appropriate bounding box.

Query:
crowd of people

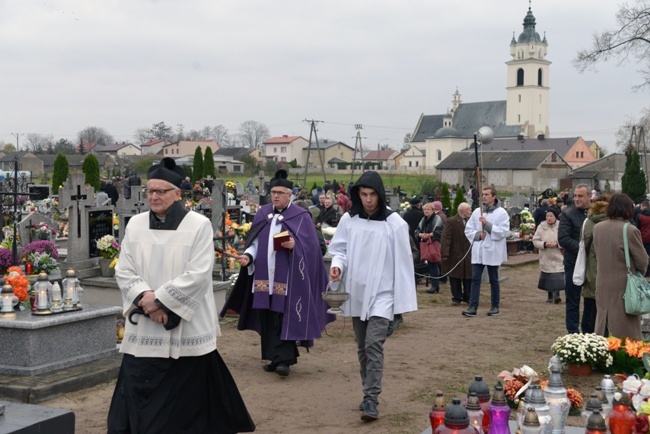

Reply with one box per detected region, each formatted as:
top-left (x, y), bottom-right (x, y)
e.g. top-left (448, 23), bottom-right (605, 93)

top-left (106, 165), bottom-right (650, 430)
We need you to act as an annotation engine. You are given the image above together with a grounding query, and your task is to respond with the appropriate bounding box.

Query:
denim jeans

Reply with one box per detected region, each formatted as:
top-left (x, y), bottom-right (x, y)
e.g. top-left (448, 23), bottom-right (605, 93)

top-left (469, 264), bottom-right (500, 309)
top-left (428, 262), bottom-right (440, 290)
top-left (564, 265), bottom-right (582, 334)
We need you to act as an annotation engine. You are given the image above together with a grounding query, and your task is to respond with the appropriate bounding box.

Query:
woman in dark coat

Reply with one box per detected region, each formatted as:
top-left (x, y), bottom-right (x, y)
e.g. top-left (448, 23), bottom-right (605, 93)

top-left (593, 193), bottom-right (649, 340)
top-left (414, 202), bottom-right (444, 294)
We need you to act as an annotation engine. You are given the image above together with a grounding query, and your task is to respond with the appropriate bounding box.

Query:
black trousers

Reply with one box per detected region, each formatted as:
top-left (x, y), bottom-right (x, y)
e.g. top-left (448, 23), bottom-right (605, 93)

top-left (259, 310), bottom-right (299, 366)
top-left (450, 277), bottom-right (471, 303)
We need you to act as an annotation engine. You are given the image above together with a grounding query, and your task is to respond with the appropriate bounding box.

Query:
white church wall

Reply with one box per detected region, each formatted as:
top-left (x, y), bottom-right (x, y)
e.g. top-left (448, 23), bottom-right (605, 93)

top-left (487, 170), bottom-right (508, 187)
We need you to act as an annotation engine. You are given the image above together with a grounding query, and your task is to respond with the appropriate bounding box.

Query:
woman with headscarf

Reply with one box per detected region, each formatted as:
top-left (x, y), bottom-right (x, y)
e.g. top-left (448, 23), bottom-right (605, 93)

top-left (532, 208), bottom-right (564, 303)
top-left (581, 195), bottom-right (610, 333)
top-left (415, 202), bottom-right (444, 294)
top-left (593, 193), bottom-right (649, 340)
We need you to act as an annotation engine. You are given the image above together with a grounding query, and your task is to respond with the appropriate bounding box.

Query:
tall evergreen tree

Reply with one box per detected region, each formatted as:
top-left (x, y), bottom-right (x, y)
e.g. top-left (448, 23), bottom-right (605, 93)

top-left (81, 154), bottom-right (101, 191)
top-left (192, 146), bottom-right (204, 183)
top-left (622, 144), bottom-right (648, 203)
top-left (52, 153), bottom-right (69, 194)
top-left (451, 187), bottom-right (465, 217)
top-left (203, 146), bottom-right (215, 178)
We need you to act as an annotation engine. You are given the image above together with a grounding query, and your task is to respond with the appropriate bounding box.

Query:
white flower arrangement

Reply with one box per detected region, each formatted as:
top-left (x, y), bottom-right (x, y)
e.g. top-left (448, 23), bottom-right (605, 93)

top-left (551, 333), bottom-right (613, 368)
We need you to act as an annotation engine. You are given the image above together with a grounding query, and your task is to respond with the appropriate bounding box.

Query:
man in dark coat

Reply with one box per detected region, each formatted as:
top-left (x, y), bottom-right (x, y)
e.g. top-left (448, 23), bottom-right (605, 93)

top-left (441, 202), bottom-right (473, 306)
top-left (402, 197), bottom-right (424, 241)
top-left (104, 179), bottom-right (119, 206)
top-left (558, 184), bottom-right (590, 334)
top-left (533, 199), bottom-right (549, 228)
top-left (221, 170), bottom-right (334, 377)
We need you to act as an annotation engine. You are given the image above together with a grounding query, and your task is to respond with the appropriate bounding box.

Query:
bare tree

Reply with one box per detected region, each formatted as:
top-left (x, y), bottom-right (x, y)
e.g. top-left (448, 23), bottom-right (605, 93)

top-left (574, 1), bottom-right (650, 88)
top-left (615, 107), bottom-right (650, 151)
top-left (238, 120), bottom-right (270, 149)
top-left (53, 138), bottom-right (77, 155)
top-left (210, 125), bottom-right (232, 147)
top-left (78, 126), bottom-right (114, 146)
top-left (24, 133), bottom-right (54, 153)
top-left (133, 127), bottom-right (153, 145)
top-left (148, 122), bottom-right (174, 142)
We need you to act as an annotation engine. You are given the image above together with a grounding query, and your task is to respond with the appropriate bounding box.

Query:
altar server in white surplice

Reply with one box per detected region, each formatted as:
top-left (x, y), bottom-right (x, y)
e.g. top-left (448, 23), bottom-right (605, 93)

top-left (328, 170), bottom-right (417, 422)
top-left (107, 157), bottom-right (254, 434)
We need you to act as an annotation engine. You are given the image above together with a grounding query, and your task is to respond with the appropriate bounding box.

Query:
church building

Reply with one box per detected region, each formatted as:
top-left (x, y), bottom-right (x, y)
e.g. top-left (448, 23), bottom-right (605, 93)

top-left (400, 4), bottom-right (595, 172)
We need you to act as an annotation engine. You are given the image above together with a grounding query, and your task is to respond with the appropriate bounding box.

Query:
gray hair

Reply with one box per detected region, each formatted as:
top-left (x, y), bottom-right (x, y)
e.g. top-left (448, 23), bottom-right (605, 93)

top-left (458, 202), bottom-right (471, 212)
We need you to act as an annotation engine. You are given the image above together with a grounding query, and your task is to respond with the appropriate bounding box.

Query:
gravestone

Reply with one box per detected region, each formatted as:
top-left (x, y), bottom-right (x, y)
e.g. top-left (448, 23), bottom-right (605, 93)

top-left (17, 211), bottom-right (56, 245)
top-left (88, 208), bottom-right (114, 257)
top-left (386, 192), bottom-right (401, 211)
top-left (210, 180), bottom-right (226, 234)
top-left (115, 185), bottom-right (148, 243)
top-left (57, 174), bottom-right (95, 271)
top-left (508, 193), bottom-right (528, 210)
top-left (28, 185), bottom-right (51, 201)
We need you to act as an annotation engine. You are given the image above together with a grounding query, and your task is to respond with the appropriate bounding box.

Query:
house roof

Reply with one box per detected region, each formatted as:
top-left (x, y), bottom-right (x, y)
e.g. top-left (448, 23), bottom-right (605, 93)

top-left (215, 147), bottom-right (256, 160)
top-left (303, 140), bottom-right (352, 150)
top-left (37, 153), bottom-right (113, 166)
top-left (328, 157), bottom-right (347, 164)
top-left (141, 139), bottom-right (165, 147)
top-left (264, 135), bottom-right (305, 145)
top-left (0, 151), bottom-right (32, 162)
top-left (570, 153), bottom-right (627, 174)
top-left (411, 101), bottom-right (521, 142)
top-left (476, 136), bottom-right (582, 157)
top-left (162, 140), bottom-right (218, 148)
top-left (94, 142), bottom-right (139, 152)
top-left (436, 150), bottom-right (565, 170)
top-left (363, 150), bottom-right (396, 160)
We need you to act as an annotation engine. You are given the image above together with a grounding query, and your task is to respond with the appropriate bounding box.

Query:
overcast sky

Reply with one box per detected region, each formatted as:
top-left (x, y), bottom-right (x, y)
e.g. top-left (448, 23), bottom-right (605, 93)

top-left (0, 0), bottom-right (647, 153)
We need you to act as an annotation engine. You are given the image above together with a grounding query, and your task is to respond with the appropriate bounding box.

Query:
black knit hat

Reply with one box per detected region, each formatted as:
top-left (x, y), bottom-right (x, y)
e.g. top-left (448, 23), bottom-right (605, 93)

top-left (269, 169), bottom-right (293, 189)
top-left (147, 157), bottom-right (184, 187)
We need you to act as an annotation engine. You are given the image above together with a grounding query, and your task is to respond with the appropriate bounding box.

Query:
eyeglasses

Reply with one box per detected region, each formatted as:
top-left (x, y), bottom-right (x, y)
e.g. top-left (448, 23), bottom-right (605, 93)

top-left (146, 188), bottom-right (176, 196)
top-left (270, 191), bottom-right (290, 196)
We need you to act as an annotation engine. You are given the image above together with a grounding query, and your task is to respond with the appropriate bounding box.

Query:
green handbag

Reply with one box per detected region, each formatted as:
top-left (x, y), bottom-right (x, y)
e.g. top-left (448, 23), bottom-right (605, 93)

top-left (623, 222), bottom-right (650, 315)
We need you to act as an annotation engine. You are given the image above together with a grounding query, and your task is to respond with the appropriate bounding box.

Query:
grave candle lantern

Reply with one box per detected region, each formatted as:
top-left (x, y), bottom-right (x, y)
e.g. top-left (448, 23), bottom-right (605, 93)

top-left (521, 408), bottom-right (541, 434)
top-left (468, 375), bottom-right (492, 433)
top-left (434, 398), bottom-right (478, 434)
top-left (487, 385), bottom-right (510, 434)
top-left (50, 282), bottom-right (62, 313)
top-left (62, 269), bottom-right (80, 307)
top-left (466, 392), bottom-right (484, 434)
top-left (0, 283), bottom-right (17, 319)
top-left (600, 376), bottom-right (616, 410)
top-left (586, 410), bottom-right (607, 434)
top-left (33, 271), bottom-right (52, 313)
top-left (609, 393), bottom-right (635, 434)
top-left (582, 394), bottom-right (603, 427)
top-left (544, 370), bottom-right (570, 434)
top-left (526, 384), bottom-right (552, 434)
top-left (430, 391), bottom-right (447, 431)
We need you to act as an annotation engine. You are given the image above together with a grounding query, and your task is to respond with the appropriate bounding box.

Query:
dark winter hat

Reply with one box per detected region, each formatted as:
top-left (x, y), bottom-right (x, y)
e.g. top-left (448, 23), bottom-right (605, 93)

top-left (409, 197), bottom-right (421, 205)
top-left (269, 169), bottom-right (293, 190)
top-left (546, 207), bottom-right (561, 219)
top-left (147, 157), bottom-right (184, 187)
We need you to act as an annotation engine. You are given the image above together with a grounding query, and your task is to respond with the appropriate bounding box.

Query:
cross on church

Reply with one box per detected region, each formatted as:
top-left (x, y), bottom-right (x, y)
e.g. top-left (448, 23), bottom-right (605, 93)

top-left (70, 185), bottom-right (87, 238)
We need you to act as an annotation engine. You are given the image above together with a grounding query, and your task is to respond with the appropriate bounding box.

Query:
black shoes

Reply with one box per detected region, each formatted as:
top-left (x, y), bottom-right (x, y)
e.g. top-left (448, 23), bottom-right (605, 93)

top-left (386, 314), bottom-right (404, 337)
top-left (452, 300), bottom-right (460, 306)
top-left (462, 306), bottom-right (477, 317)
top-left (275, 363), bottom-right (290, 376)
top-left (426, 288), bottom-right (439, 294)
top-left (487, 307), bottom-right (500, 316)
top-left (554, 297), bottom-right (562, 304)
top-left (263, 362), bottom-right (290, 376)
top-left (360, 400), bottom-right (378, 421)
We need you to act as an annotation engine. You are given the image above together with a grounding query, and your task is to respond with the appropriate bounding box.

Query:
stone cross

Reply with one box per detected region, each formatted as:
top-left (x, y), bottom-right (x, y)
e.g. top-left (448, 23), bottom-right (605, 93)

top-left (57, 174), bottom-right (94, 269)
top-left (210, 180), bottom-right (225, 234)
top-left (17, 211), bottom-right (56, 245)
top-left (115, 185), bottom-right (149, 243)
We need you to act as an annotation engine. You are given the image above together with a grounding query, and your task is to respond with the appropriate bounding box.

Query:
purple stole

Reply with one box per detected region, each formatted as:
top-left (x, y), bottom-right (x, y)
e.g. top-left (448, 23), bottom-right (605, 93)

top-left (251, 216), bottom-right (290, 314)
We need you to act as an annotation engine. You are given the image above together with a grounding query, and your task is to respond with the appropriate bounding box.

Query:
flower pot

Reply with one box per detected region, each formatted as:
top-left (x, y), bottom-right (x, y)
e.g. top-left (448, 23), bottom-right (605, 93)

top-left (99, 258), bottom-right (115, 278)
top-left (567, 363), bottom-right (592, 376)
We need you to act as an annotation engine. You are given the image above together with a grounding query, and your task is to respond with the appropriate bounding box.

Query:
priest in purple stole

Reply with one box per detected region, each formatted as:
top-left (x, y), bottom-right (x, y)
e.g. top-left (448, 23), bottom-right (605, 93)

top-left (222, 170), bottom-right (334, 376)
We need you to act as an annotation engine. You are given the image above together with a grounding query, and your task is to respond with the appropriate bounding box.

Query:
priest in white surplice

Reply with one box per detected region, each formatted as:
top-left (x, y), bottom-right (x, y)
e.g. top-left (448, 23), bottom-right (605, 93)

top-left (328, 171), bottom-right (418, 422)
top-left (107, 157), bottom-right (254, 434)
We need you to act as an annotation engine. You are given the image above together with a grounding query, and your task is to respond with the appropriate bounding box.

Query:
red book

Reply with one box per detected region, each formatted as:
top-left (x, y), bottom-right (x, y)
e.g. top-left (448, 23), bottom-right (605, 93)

top-left (273, 231), bottom-right (291, 251)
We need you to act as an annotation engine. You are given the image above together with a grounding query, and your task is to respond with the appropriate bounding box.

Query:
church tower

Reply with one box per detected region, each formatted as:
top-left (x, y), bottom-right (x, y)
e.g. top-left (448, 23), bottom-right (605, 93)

top-left (505, 4), bottom-right (550, 138)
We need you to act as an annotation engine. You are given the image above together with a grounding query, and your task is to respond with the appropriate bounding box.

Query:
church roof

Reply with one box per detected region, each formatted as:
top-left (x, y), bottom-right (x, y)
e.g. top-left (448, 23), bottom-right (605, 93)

top-left (515, 7), bottom-right (545, 44)
top-left (434, 125), bottom-right (461, 138)
top-left (475, 136), bottom-right (581, 157)
top-left (437, 150), bottom-right (563, 170)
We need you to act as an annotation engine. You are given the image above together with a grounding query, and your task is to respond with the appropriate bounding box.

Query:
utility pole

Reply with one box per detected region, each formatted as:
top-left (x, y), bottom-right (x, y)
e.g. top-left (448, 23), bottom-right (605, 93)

top-left (10, 133), bottom-right (24, 152)
top-left (634, 126), bottom-right (649, 193)
top-left (302, 119), bottom-right (326, 189)
top-left (350, 124), bottom-right (365, 185)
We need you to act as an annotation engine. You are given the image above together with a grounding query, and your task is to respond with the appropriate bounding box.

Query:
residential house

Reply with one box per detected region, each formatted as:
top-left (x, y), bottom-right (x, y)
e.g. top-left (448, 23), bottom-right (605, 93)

top-left (569, 153), bottom-right (630, 192)
top-left (140, 139), bottom-right (167, 156)
top-left (216, 147), bottom-right (265, 165)
top-left (300, 140), bottom-right (355, 170)
top-left (94, 142), bottom-right (141, 157)
top-left (397, 145), bottom-right (426, 171)
top-left (435, 150), bottom-right (571, 193)
top-left (478, 136), bottom-right (597, 169)
top-left (362, 150), bottom-right (399, 169)
top-left (173, 154), bottom-right (244, 174)
top-left (0, 152), bottom-right (42, 178)
top-left (37, 153), bottom-right (117, 179)
top-left (263, 135), bottom-right (309, 166)
top-left (162, 140), bottom-right (220, 158)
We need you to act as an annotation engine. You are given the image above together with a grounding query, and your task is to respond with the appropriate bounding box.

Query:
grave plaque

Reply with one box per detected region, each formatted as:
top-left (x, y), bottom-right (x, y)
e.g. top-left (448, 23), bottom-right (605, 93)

top-left (28, 185), bottom-right (51, 201)
top-left (88, 209), bottom-right (114, 257)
